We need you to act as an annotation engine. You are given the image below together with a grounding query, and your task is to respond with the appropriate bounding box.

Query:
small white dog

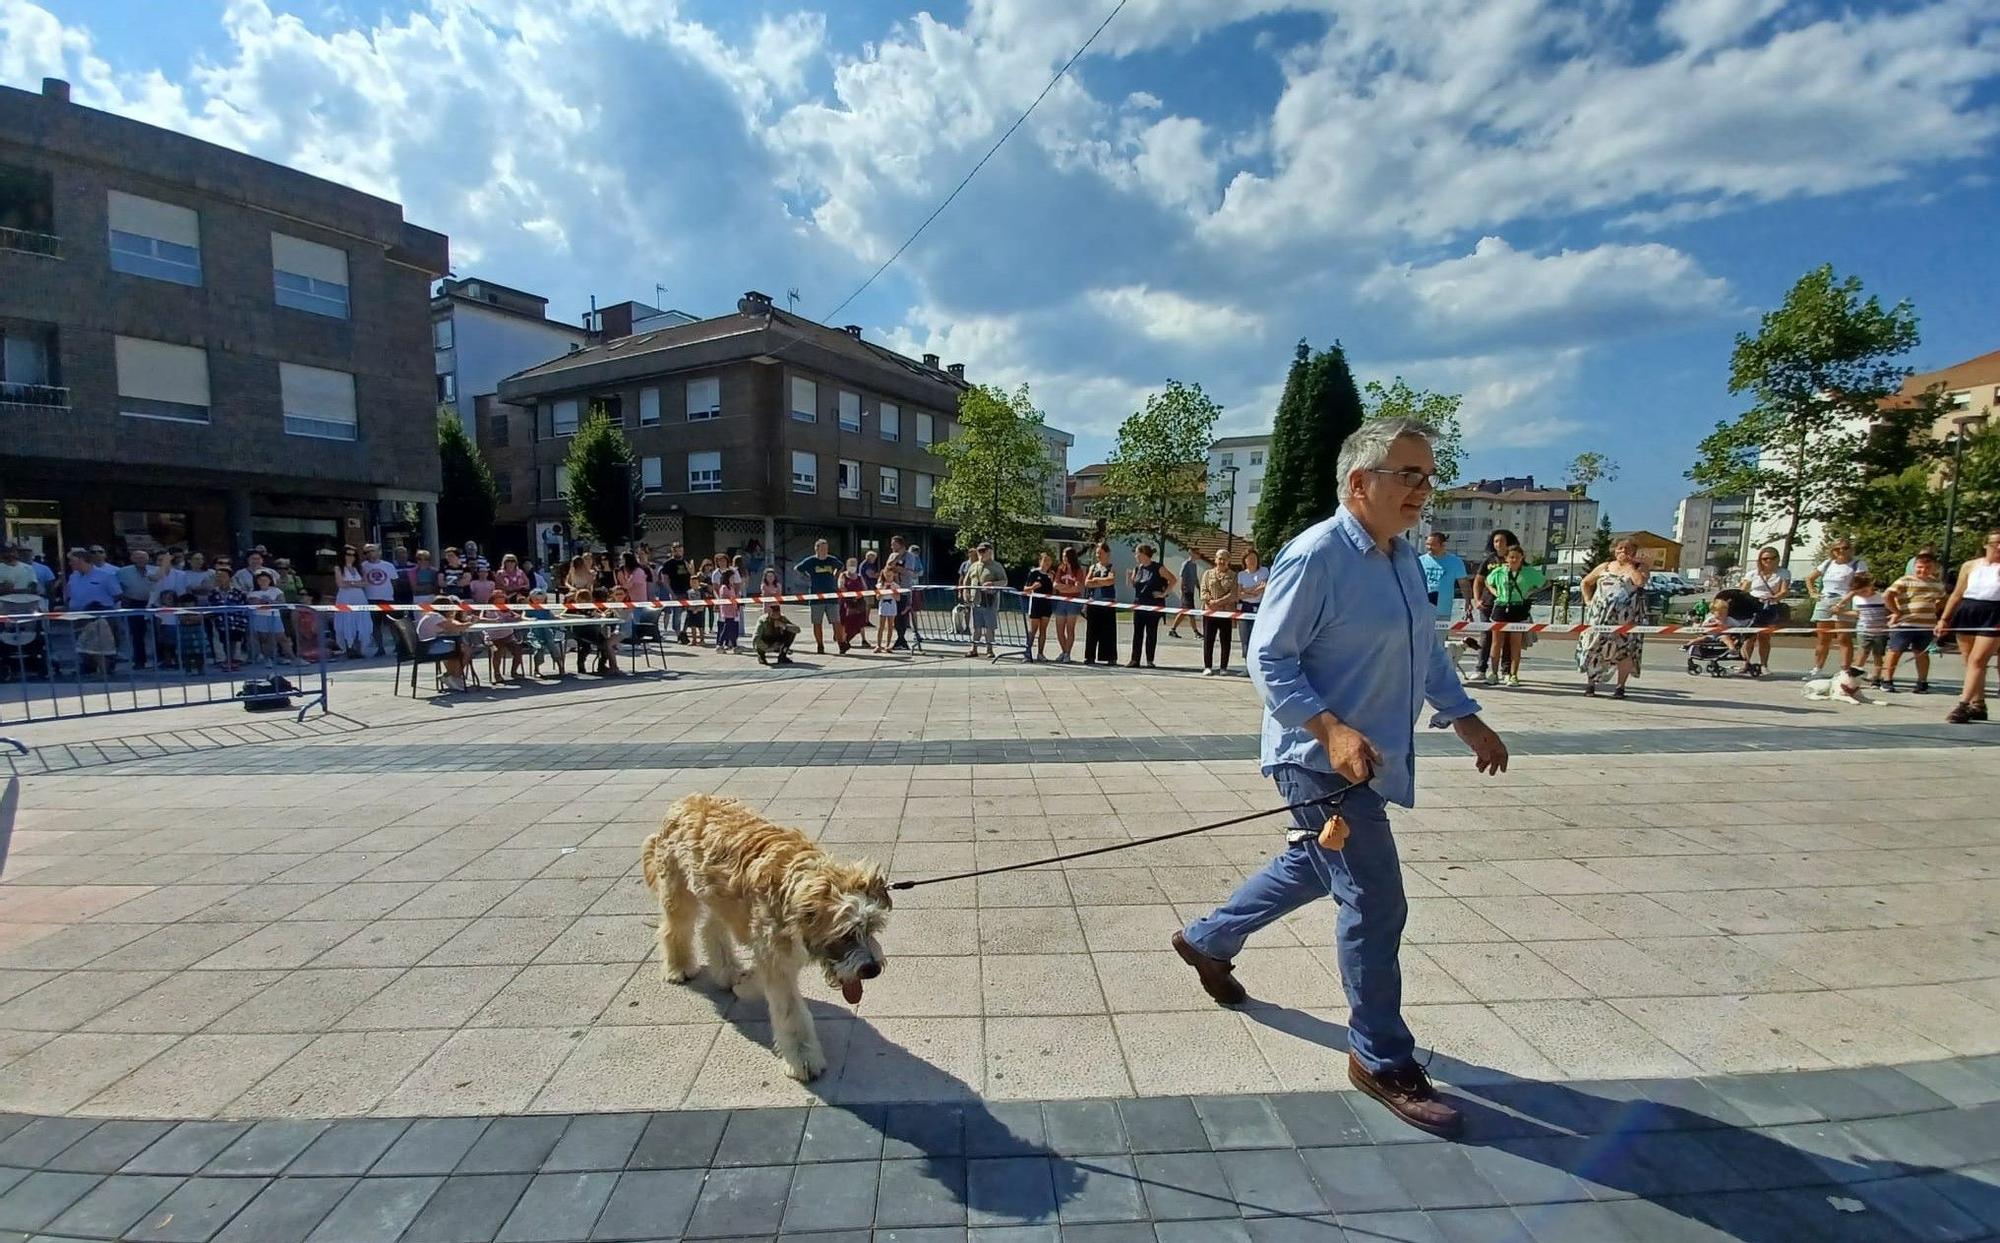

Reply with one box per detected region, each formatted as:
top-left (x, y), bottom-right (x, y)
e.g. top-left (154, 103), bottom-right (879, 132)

top-left (1804, 666), bottom-right (1877, 705)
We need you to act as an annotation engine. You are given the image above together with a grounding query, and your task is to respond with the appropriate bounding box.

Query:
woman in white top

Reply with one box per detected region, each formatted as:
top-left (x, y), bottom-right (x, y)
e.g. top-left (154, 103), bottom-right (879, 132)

top-left (1236, 547), bottom-right (1268, 650)
top-left (331, 545), bottom-right (371, 659)
top-left (1737, 546), bottom-right (1791, 676)
top-left (1937, 526), bottom-right (2000, 724)
top-left (1804, 538), bottom-right (1865, 678)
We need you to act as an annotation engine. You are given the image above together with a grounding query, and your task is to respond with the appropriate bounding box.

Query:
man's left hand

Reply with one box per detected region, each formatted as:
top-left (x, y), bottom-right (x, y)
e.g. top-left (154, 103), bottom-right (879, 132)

top-left (1453, 715), bottom-right (1509, 776)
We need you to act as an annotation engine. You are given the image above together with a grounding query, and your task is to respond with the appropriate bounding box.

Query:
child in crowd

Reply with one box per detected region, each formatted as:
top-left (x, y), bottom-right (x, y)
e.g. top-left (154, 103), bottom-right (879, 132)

top-left (293, 590), bottom-right (324, 664)
top-left (1837, 572), bottom-right (1890, 687)
top-left (485, 590), bottom-right (525, 683)
top-left (716, 575), bottom-right (742, 653)
top-left (1884, 551), bottom-right (1946, 693)
top-left (684, 583), bottom-right (710, 647)
top-left (155, 591), bottom-right (204, 673)
top-left (875, 564), bottom-right (901, 654)
top-left (246, 569), bottom-right (295, 664)
top-left (1483, 545), bottom-right (1547, 687)
top-left (523, 590), bottom-right (563, 675)
top-left (755, 602), bottom-right (798, 666)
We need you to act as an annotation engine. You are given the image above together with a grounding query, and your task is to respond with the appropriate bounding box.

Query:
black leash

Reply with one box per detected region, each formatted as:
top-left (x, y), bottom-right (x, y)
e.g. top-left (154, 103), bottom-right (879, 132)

top-left (888, 794), bottom-right (1345, 890)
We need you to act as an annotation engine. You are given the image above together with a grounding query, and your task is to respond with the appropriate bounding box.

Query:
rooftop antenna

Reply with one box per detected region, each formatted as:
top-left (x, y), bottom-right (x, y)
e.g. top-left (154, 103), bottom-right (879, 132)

top-left (654, 283), bottom-right (667, 307)
top-left (786, 288), bottom-right (801, 313)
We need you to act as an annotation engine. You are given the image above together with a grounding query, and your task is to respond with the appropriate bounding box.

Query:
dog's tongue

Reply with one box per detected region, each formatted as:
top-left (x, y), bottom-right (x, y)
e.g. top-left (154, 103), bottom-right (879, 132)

top-left (841, 980), bottom-right (864, 1005)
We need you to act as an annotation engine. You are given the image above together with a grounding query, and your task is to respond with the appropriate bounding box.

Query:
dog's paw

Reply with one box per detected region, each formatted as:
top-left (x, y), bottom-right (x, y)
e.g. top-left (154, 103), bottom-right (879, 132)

top-left (660, 962), bottom-right (696, 984)
top-left (706, 964), bottom-right (741, 991)
top-left (731, 975), bottom-right (763, 1000)
top-left (783, 1044), bottom-right (827, 1081)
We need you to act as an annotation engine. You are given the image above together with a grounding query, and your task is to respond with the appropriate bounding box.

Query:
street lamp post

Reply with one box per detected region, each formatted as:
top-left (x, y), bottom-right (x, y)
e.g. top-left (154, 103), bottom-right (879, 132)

top-left (1942, 414), bottom-right (1989, 567)
top-left (1219, 465), bottom-right (1239, 564)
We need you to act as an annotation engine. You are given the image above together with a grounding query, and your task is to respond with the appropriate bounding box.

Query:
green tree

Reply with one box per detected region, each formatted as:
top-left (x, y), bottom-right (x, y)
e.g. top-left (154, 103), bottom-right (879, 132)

top-left (1362, 377), bottom-right (1465, 488)
top-left (1564, 451), bottom-right (1620, 495)
top-left (436, 409), bottom-right (498, 550)
top-left (1254, 340), bottom-right (1367, 557)
top-left (928, 383), bottom-right (1055, 565)
top-left (563, 403), bottom-right (636, 550)
top-left (1092, 379), bottom-right (1224, 551)
top-left (1588, 515), bottom-right (1614, 567)
top-left (1689, 264), bottom-right (1920, 561)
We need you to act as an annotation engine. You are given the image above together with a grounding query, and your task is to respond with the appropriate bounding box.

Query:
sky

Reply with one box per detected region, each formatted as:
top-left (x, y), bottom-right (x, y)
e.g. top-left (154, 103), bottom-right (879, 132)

top-left (5, 0), bottom-right (1999, 534)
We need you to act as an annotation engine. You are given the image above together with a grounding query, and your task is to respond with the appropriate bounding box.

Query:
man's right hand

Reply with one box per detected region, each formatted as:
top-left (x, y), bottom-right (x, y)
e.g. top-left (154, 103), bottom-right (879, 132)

top-left (1311, 715), bottom-right (1382, 785)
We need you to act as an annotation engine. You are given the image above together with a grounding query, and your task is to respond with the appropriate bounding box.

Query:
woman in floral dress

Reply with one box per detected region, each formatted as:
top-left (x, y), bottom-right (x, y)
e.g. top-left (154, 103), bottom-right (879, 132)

top-left (1576, 537), bottom-right (1650, 698)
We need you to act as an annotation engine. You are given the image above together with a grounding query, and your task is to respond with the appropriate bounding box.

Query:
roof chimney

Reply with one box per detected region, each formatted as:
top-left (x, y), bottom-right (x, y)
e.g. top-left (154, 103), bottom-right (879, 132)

top-left (42, 78), bottom-right (71, 103)
top-left (843, 324), bottom-right (863, 338)
top-left (947, 362), bottom-right (966, 380)
top-left (737, 290), bottom-right (774, 317)
top-left (922, 353), bottom-right (940, 369)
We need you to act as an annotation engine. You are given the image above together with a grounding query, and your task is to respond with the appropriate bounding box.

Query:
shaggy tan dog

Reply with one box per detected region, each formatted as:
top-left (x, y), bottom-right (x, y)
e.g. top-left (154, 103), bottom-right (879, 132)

top-left (641, 793), bottom-right (891, 1081)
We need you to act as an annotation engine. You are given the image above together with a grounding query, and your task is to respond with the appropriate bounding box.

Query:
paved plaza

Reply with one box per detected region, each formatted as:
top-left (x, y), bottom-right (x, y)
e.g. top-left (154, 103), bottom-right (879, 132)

top-left (0, 635), bottom-right (1996, 1240)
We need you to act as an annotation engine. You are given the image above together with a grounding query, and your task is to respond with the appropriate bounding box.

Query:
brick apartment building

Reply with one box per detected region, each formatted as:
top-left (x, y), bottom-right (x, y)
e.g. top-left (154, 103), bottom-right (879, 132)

top-left (490, 291), bottom-right (976, 571)
top-left (0, 77), bottom-right (447, 574)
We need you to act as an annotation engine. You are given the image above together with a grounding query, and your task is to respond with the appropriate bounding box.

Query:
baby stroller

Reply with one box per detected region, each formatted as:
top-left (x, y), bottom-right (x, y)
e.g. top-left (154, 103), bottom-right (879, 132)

top-left (1683, 631), bottom-right (1748, 678)
top-left (1685, 589), bottom-right (1759, 678)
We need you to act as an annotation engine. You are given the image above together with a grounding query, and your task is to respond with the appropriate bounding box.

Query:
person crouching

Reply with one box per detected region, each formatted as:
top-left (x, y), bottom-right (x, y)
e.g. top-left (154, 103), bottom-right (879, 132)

top-left (755, 602), bottom-right (799, 666)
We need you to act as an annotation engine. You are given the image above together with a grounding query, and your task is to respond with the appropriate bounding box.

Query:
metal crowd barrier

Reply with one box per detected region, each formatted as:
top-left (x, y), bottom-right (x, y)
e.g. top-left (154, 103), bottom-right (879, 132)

top-left (0, 603), bottom-right (330, 729)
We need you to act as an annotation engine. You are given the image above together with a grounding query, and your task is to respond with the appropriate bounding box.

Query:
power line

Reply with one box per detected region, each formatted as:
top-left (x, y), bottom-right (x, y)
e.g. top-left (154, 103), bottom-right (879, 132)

top-left (822, 0), bottom-right (1129, 324)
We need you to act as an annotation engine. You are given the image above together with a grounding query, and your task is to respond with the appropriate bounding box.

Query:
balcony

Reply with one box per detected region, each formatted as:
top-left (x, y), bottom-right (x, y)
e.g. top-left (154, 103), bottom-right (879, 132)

top-left (0, 381), bottom-right (69, 411)
top-left (0, 165), bottom-right (59, 258)
top-left (0, 225), bottom-right (60, 258)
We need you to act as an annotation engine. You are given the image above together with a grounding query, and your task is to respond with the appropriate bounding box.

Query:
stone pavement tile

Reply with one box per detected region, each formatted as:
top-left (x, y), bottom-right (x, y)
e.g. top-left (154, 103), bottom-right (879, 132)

top-left (285, 1119), bottom-right (412, 1176)
top-left (84, 1033), bottom-right (310, 1118)
top-left (1115, 1097), bottom-right (1208, 1154)
top-left (876, 1157), bottom-right (967, 1229)
top-left (1492, 1198), bottom-right (1642, 1242)
top-left (1696, 1072), bottom-right (1826, 1126)
top-left (982, 955), bottom-right (1105, 1017)
top-left (1553, 893), bottom-right (1717, 939)
top-left (1898, 1059), bottom-right (2000, 1109)
top-left (1926, 1165), bottom-right (2000, 1233)
top-left (836, 1018), bottom-right (984, 1104)
top-left (486, 877), bottom-right (618, 919)
top-left (1840, 985), bottom-right (2000, 1058)
top-left (1030, 1102), bottom-right (1118, 1159)
top-left (469, 963), bottom-right (636, 1028)
top-left (627, 1111), bottom-right (728, 1170)
top-left (183, 882), bottom-right (341, 923)
top-left (877, 1104), bottom-right (964, 1162)
top-left (309, 918), bottom-right (473, 969)
top-left (0, 969), bottom-right (165, 1032)
top-left (1240, 1008), bottom-right (1363, 1093)
top-left (886, 910), bottom-right (981, 957)
top-left (372, 1118), bottom-right (494, 1177)
top-left (125, 1176), bottom-right (267, 1242)
top-left (205, 1120), bottom-right (330, 1175)
top-left (1058, 1154), bottom-right (1148, 1225)
top-left (227, 1030), bottom-right (449, 1117)
top-left (977, 872), bottom-right (1073, 909)
top-left (985, 1016), bottom-right (1133, 1101)
top-left (1737, 991), bottom-right (1954, 1067)
top-left (678, 1019), bottom-right (849, 1110)
top-left (287, 881), bottom-right (434, 921)
top-left (781, 1160), bottom-right (881, 1233)
top-left (194, 920), bottom-right (368, 970)
top-left (1116, 1012), bottom-right (1279, 1095)
top-left (0, 1119), bottom-right (99, 1168)
top-left (376, 1027), bottom-right (577, 1116)
top-left (390, 879), bottom-right (527, 920)
top-left (0, 972), bottom-right (50, 1009)
top-left (1593, 1195), bottom-right (1758, 1243)
top-left (805, 955), bottom-right (981, 1019)
top-left (119, 1121), bottom-right (249, 1176)
top-left (1133, 1151), bottom-right (1236, 1221)
top-left (588, 1168), bottom-right (703, 1240)
top-left (1485, 1000), bottom-right (1702, 1079)
top-left (1232, 948), bottom-right (1348, 1011)
top-left (714, 1106), bottom-right (809, 1167)
top-left (1270, 1094), bottom-right (1370, 1150)
top-left (1093, 951), bottom-right (1218, 1013)
top-left (1156, 1220), bottom-right (1253, 1243)
top-left (457, 1116), bottom-right (570, 1175)
top-left (1076, 906), bottom-right (1183, 953)
top-left (542, 1114), bottom-right (645, 1173)
top-left (301, 1174), bottom-right (442, 1243)
top-left (1461, 896), bottom-right (1610, 942)
top-left (203, 967), bottom-right (402, 1034)
top-left (687, 1164), bottom-right (795, 1237)
top-left (1400, 899), bottom-right (1517, 946)
top-left (494, 1170), bottom-right (617, 1242)
top-left (798, 1105), bottom-right (888, 1164)
top-left (0, 1032), bottom-right (179, 1113)
top-left (0, 921), bottom-right (154, 970)
top-left (1406, 862), bottom-right (1536, 899)
top-left (0, 1170), bottom-right (102, 1233)
top-left (1192, 1097), bottom-right (1290, 1151)
top-left (1622, 935), bottom-right (1821, 994)
top-left (1218, 1148), bottom-right (1329, 1218)
top-left (1300, 1144), bottom-right (1417, 1214)
top-left (1455, 1140), bottom-right (1593, 1208)
top-left (978, 909), bottom-right (1087, 956)
top-left (1422, 943), bottom-right (1591, 1002)
top-left (604, 963), bottom-right (737, 1025)
top-left (1064, 869), bottom-right (1167, 907)
top-left (530, 915), bottom-right (653, 965)
top-left (1375, 1144), bottom-right (1509, 1211)
top-left (963, 1103), bottom-right (1044, 1160)
top-left (84, 885), bottom-right (245, 925)
top-left (336, 965), bottom-right (519, 1031)
top-left (1609, 996), bottom-right (1833, 1074)
top-left (209, 1175), bottom-right (356, 1243)
top-left (45, 1121), bottom-right (174, 1177)
top-left (420, 917), bottom-right (576, 967)
top-left (81, 969), bottom-right (284, 1035)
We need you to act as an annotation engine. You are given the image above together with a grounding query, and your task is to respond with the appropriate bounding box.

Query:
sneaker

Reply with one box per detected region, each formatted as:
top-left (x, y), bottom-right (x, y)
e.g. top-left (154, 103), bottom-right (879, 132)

top-left (1914, 681), bottom-right (1930, 694)
top-left (1806, 666), bottom-right (1824, 681)
top-left (1058, 653), bottom-right (1072, 664)
top-left (1506, 674), bottom-right (1521, 687)
top-left (1201, 667), bottom-right (1217, 677)
top-left (1883, 679), bottom-right (1899, 693)
top-left (1482, 669), bottom-right (1498, 685)
top-left (1870, 677), bottom-right (1884, 689)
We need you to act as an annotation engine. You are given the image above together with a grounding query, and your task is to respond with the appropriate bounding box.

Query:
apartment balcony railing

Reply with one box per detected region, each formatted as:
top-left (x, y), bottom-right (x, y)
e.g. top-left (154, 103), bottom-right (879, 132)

top-left (0, 225), bottom-right (61, 258)
top-left (0, 381), bottom-right (70, 411)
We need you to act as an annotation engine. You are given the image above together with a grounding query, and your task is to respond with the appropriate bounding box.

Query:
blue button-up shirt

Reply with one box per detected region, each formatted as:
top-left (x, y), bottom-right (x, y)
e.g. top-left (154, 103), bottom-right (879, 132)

top-left (1246, 506), bottom-right (1482, 807)
top-left (64, 565), bottom-right (122, 610)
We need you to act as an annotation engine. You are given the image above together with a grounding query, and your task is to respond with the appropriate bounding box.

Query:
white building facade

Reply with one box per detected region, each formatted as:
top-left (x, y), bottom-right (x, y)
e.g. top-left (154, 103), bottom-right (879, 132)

top-left (1429, 483), bottom-right (1599, 561)
top-left (1207, 434), bottom-right (1271, 535)
top-left (432, 278), bottom-right (591, 445)
top-left (1673, 493), bottom-right (1751, 578)
top-left (1037, 423), bottom-right (1075, 517)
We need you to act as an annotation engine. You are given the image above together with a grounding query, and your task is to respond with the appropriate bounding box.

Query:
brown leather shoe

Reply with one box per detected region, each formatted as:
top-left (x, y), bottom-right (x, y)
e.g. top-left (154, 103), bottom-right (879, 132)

top-left (1347, 1054), bottom-right (1462, 1138)
top-left (1171, 931), bottom-right (1247, 1007)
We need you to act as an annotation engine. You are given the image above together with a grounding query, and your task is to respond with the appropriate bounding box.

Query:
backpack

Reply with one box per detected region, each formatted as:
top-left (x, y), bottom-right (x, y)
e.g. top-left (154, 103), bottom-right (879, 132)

top-left (237, 676), bottom-right (300, 712)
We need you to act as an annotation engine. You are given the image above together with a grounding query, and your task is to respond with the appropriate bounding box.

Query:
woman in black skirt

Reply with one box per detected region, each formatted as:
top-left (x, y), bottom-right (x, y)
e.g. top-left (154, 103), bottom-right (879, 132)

top-left (1082, 541), bottom-right (1119, 666)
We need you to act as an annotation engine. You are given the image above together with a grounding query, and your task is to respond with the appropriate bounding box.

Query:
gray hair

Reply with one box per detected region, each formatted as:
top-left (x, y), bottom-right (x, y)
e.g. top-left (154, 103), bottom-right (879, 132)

top-left (1337, 417), bottom-right (1436, 490)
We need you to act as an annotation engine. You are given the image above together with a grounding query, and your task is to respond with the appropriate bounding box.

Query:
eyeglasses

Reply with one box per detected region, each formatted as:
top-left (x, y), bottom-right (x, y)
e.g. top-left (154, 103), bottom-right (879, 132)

top-left (1367, 467), bottom-right (1437, 491)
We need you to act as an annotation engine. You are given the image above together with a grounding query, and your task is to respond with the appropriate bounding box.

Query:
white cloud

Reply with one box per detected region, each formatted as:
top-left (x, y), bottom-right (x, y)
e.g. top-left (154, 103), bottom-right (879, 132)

top-left (1659, 0), bottom-right (1785, 54)
top-left (1086, 284), bottom-right (1262, 344)
top-left (1360, 236), bottom-right (1734, 353)
top-left (1363, 348), bottom-right (1589, 448)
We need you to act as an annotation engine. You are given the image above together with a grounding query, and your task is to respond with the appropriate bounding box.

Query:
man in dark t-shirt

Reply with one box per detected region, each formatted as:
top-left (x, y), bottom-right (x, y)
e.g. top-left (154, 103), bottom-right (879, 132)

top-left (793, 538), bottom-right (844, 654)
top-left (662, 542), bottom-right (693, 641)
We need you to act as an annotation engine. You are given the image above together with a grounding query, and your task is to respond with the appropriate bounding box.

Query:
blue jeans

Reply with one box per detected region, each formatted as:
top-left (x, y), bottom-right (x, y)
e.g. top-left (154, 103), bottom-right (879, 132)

top-left (1182, 764), bottom-right (1415, 1074)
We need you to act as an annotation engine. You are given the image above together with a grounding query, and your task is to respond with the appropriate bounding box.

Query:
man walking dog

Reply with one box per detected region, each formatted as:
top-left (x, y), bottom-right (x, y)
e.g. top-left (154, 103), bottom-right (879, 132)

top-left (1172, 418), bottom-right (1510, 1138)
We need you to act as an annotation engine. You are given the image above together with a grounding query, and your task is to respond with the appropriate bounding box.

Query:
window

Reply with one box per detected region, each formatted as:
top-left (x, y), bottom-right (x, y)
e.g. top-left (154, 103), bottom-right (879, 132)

top-left (839, 390), bottom-right (861, 432)
top-left (115, 335), bottom-right (209, 423)
top-left (685, 376), bottom-right (719, 420)
top-left (494, 472), bottom-right (512, 504)
top-left (641, 456), bottom-right (662, 494)
top-left (880, 402), bottom-right (900, 441)
top-left (107, 191), bottom-right (201, 286)
top-left (552, 398), bottom-right (579, 437)
top-left (1250, 451), bottom-right (1263, 466)
top-left (1248, 480), bottom-right (1261, 494)
top-left (271, 233), bottom-right (349, 318)
top-left (437, 372), bottom-right (456, 404)
top-left (791, 451), bottom-right (817, 493)
top-left (1949, 391), bottom-right (1972, 410)
top-left (915, 472), bottom-right (934, 509)
top-left (916, 411), bottom-right (934, 446)
top-left (1460, 501), bottom-right (1472, 511)
top-left (838, 458), bottom-right (861, 500)
top-left (488, 410), bottom-right (509, 448)
top-left (1220, 453), bottom-right (1235, 468)
top-left (433, 319), bottom-right (454, 350)
top-left (556, 465), bottom-right (570, 497)
top-left (689, 451), bottom-right (721, 494)
top-left (639, 387), bottom-right (660, 426)
top-left (879, 467), bottom-right (900, 504)
top-left (281, 362), bottom-right (358, 441)
top-left (791, 376), bottom-right (817, 422)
